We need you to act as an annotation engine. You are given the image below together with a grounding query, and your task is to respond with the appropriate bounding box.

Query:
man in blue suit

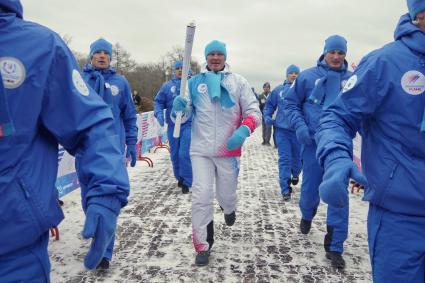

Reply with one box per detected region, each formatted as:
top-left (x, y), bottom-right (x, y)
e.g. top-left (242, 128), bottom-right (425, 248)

top-left (82, 37), bottom-right (138, 269)
top-left (264, 65), bottom-right (302, 200)
top-left (284, 35), bottom-right (352, 269)
top-left (316, 1), bottom-right (425, 281)
top-left (154, 61), bottom-right (193, 194)
top-left (0, 1), bottom-right (130, 281)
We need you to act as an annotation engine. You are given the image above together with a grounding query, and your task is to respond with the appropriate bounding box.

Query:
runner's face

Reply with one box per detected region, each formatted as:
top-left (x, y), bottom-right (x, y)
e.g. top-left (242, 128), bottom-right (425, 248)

top-left (175, 67), bottom-right (182, 79)
top-left (207, 52), bottom-right (225, 72)
top-left (91, 51), bottom-right (110, 69)
top-left (287, 72), bottom-right (298, 83)
top-left (324, 50), bottom-right (346, 69)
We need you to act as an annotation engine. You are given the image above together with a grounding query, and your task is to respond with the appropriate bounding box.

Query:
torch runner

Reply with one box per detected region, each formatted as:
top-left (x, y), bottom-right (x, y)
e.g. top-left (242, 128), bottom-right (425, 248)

top-left (173, 22), bottom-right (196, 138)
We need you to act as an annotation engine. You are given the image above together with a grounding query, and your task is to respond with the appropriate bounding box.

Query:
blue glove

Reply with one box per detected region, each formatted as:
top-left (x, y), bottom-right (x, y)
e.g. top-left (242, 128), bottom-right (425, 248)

top-left (126, 144), bottom-right (137, 167)
top-left (264, 117), bottom-right (274, 126)
top-left (172, 96), bottom-right (188, 112)
top-left (296, 125), bottom-right (313, 145)
top-left (319, 152), bottom-right (368, 208)
top-left (226, 125), bottom-right (251, 150)
top-left (82, 203), bottom-right (118, 269)
top-left (156, 115), bottom-right (164, 127)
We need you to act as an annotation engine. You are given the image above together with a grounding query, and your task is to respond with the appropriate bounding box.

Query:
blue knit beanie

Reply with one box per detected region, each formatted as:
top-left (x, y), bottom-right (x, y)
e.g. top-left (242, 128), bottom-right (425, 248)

top-left (323, 35), bottom-right (347, 54)
top-left (407, 0), bottom-right (425, 20)
top-left (89, 38), bottom-right (113, 60)
top-left (174, 60), bottom-right (183, 69)
top-left (286, 64), bottom-right (300, 75)
top-left (0, 0), bottom-right (23, 18)
top-left (204, 40), bottom-right (227, 60)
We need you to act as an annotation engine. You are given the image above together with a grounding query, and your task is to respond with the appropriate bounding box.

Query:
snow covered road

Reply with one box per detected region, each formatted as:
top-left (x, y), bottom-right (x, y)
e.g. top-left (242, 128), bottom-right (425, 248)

top-left (49, 129), bottom-right (372, 282)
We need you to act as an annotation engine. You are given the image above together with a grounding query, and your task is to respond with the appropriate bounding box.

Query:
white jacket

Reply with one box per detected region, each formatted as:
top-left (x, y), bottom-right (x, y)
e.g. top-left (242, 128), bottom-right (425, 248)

top-left (184, 65), bottom-right (261, 157)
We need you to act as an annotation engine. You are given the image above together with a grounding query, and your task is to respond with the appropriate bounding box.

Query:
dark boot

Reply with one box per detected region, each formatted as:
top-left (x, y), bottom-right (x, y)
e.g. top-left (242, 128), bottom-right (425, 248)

top-left (300, 219), bottom-right (312, 234)
top-left (291, 176), bottom-right (299, 185)
top-left (96, 258), bottom-right (110, 270)
top-left (177, 179), bottom-right (183, 188)
top-left (224, 211), bottom-right (236, 226)
top-left (181, 184), bottom-right (189, 194)
top-left (282, 192), bottom-right (291, 201)
top-left (326, 251), bottom-right (346, 269)
top-left (195, 251), bottom-right (210, 266)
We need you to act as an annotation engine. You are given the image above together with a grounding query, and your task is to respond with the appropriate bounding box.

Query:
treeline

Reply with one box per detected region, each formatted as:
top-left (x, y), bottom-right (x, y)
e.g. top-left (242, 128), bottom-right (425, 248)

top-left (68, 37), bottom-right (201, 112)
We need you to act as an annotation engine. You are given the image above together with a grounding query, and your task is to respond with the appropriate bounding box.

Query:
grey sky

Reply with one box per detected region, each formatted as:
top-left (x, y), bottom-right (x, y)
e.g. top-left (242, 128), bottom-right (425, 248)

top-left (22, 0), bottom-right (406, 92)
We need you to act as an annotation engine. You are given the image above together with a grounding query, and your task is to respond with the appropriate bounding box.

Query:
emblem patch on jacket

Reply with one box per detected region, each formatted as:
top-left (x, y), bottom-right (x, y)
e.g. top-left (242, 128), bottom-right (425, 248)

top-left (0, 57), bottom-right (26, 89)
top-left (401, 70), bottom-right (425, 96)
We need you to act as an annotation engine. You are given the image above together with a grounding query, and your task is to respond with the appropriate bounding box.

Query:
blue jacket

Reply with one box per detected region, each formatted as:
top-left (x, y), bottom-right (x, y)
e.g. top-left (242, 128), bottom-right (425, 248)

top-left (154, 77), bottom-right (190, 126)
top-left (83, 65), bottom-right (138, 152)
top-left (0, 2), bottom-right (129, 255)
top-left (316, 14), bottom-right (425, 216)
top-left (263, 81), bottom-right (293, 130)
top-left (284, 57), bottom-right (352, 137)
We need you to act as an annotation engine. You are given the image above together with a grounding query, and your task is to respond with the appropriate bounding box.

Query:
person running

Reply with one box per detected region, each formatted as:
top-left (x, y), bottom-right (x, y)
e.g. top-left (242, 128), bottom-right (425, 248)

top-left (154, 60), bottom-right (193, 194)
top-left (81, 37), bottom-right (138, 269)
top-left (0, 1), bottom-right (130, 281)
top-left (283, 35), bottom-right (352, 269)
top-left (264, 64), bottom-right (302, 200)
top-left (316, 1), bottom-right (425, 281)
top-left (172, 40), bottom-right (261, 266)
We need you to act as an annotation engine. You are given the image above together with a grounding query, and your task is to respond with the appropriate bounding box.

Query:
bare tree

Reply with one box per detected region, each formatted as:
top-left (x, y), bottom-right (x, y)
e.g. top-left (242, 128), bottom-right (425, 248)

top-left (111, 43), bottom-right (137, 75)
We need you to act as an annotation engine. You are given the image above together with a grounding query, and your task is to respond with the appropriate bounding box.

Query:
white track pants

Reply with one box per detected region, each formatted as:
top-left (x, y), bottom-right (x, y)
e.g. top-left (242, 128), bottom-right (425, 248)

top-left (191, 155), bottom-right (240, 252)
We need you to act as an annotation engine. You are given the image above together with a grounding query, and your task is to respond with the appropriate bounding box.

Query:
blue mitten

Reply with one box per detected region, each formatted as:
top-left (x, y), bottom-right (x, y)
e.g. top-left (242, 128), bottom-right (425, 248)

top-left (319, 151), bottom-right (368, 208)
top-left (156, 115), bottom-right (164, 127)
top-left (226, 125), bottom-right (251, 150)
top-left (296, 125), bottom-right (312, 145)
top-left (172, 96), bottom-right (188, 113)
top-left (265, 117), bottom-right (274, 126)
top-left (126, 144), bottom-right (137, 167)
top-left (82, 203), bottom-right (118, 269)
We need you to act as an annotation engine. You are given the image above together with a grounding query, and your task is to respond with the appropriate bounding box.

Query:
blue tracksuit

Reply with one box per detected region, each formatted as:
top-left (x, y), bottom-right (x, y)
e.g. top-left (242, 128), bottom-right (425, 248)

top-left (0, 2), bottom-right (130, 282)
top-left (316, 14), bottom-right (425, 282)
top-left (82, 65), bottom-right (137, 261)
top-left (154, 77), bottom-right (192, 187)
top-left (284, 57), bottom-right (352, 253)
top-left (263, 81), bottom-right (301, 194)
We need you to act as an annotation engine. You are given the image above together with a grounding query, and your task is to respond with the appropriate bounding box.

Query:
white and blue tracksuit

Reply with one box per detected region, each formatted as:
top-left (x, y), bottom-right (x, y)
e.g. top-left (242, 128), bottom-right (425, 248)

top-left (181, 65), bottom-right (261, 252)
top-left (0, 1), bottom-right (130, 281)
top-left (284, 57), bottom-right (352, 253)
top-left (82, 64), bottom-right (137, 261)
top-left (154, 77), bottom-right (192, 188)
top-left (263, 81), bottom-right (301, 195)
top-left (316, 14), bottom-right (425, 282)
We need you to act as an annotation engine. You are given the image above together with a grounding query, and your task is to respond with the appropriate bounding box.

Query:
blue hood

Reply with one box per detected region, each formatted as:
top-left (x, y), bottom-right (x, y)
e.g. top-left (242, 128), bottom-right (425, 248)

top-left (0, 0), bottom-right (23, 18)
top-left (394, 13), bottom-right (425, 55)
top-left (394, 13), bottom-right (419, 40)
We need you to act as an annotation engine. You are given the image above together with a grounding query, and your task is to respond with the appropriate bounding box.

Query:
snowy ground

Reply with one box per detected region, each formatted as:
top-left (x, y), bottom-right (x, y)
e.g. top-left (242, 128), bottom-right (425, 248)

top-left (49, 129), bottom-right (372, 283)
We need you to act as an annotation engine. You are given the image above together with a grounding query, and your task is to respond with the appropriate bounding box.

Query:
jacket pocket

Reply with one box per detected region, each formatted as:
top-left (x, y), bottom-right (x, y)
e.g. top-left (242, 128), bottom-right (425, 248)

top-left (0, 178), bottom-right (52, 255)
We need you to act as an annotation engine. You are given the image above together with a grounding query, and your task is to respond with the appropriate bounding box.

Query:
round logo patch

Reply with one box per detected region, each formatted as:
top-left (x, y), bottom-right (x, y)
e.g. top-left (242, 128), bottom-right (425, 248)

top-left (72, 69), bottom-right (89, 96)
top-left (341, 80), bottom-right (348, 89)
top-left (342, 75), bottom-right (357, 93)
top-left (401, 70), bottom-right (425, 95)
top-left (0, 57), bottom-right (26, 89)
top-left (197, 83), bottom-right (208, 94)
top-left (171, 85), bottom-right (176, 93)
top-left (111, 85), bottom-right (119, 96)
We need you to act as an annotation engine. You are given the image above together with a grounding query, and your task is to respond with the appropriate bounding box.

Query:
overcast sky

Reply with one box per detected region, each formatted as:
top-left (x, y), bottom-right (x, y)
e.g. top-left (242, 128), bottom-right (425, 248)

top-left (22, 0), bottom-right (407, 92)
